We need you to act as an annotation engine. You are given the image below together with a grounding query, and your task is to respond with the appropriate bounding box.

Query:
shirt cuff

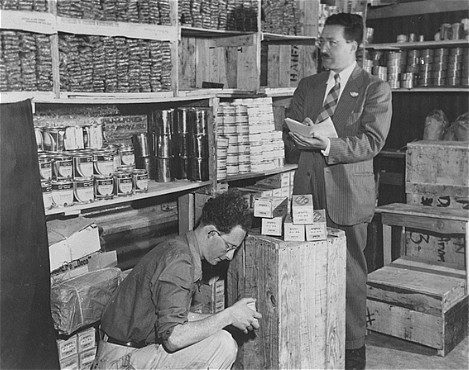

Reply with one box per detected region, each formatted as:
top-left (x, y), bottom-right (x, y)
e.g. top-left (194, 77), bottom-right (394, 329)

top-left (321, 138), bottom-right (331, 156)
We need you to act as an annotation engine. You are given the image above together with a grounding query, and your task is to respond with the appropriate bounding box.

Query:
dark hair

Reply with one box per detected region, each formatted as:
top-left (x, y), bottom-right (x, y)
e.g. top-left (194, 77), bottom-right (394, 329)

top-left (201, 189), bottom-right (252, 233)
top-left (325, 13), bottom-right (363, 44)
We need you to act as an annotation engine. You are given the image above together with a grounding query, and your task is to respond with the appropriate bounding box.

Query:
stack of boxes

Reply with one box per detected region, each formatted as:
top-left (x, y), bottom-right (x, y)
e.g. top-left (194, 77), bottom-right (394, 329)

top-left (216, 97), bottom-right (285, 180)
top-left (57, 327), bottom-right (97, 370)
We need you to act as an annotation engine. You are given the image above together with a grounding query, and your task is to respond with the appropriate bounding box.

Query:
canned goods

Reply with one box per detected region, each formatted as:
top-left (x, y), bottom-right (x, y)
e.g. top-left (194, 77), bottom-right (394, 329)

top-left (191, 134), bottom-right (209, 158)
top-left (38, 155), bottom-right (52, 181)
top-left (156, 134), bottom-right (173, 158)
top-left (119, 145), bottom-right (135, 166)
top-left (89, 124), bottom-right (104, 149)
top-left (94, 175), bottom-right (114, 200)
top-left (156, 158), bottom-right (173, 183)
top-left (43, 127), bottom-right (66, 152)
top-left (73, 177), bottom-right (94, 203)
top-left (35, 127), bottom-right (43, 151)
top-left (93, 149), bottom-right (114, 176)
top-left (132, 133), bottom-right (151, 158)
top-left (194, 108), bottom-right (209, 134)
top-left (176, 107), bottom-right (195, 134)
top-left (73, 153), bottom-right (94, 178)
top-left (41, 180), bottom-right (54, 210)
top-left (114, 171), bottom-right (133, 196)
top-left (151, 109), bottom-right (174, 135)
top-left (175, 156), bottom-right (190, 180)
top-left (175, 133), bottom-right (191, 157)
top-left (190, 157), bottom-right (209, 181)
top-left (52, 155), bottom-right (73, 180)
top-left (132, 169), bottom-right (149, 193)
top-left (51, 180), bottom-right (74, 207)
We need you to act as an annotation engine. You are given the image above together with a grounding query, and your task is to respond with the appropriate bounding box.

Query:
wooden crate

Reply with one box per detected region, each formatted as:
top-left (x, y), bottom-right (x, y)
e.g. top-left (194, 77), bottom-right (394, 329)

top-left (227, 231), bottom-right (346, 369)
top-left (370, 203), bottom-right (469, 356)
top-left (367, 257), bottom-right (468, 356)
top-left (179, 34), bottom-right (260, 91)
top-left (406, 182), bottom-right (469, 210)
top-left (406, 141), bottom-right (469, 189)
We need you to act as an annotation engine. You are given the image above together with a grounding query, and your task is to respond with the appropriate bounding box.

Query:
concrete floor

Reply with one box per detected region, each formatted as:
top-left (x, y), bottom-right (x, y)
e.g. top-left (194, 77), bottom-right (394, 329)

top-left (366, 331), bottom-right (469, 369)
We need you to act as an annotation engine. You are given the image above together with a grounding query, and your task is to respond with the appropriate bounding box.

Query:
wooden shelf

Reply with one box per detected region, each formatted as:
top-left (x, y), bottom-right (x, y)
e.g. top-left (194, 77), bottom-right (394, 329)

top-left (262, 87), bottom-right (296, 97)
top-left (180, 26), bottom-right (252, 38)
top-left (219, 164), bottom-right (298, 183)
top-left (45, 179), bottom-right (211, 217)
top-left (391, 88), bottom-right (469, 93)
top-left (261, 32), bottom-right (316, 44)
top-left (0, 9), bottom-right (56, 33)
top-left (365, 39), bottom-right (469, 50)
top-left (367, 0), bottom-right (468, 19)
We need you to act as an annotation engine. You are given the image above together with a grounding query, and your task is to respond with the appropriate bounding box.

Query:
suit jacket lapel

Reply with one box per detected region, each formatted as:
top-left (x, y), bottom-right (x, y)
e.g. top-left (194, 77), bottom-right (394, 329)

top-left (333, 65), bottom-right (364, 131)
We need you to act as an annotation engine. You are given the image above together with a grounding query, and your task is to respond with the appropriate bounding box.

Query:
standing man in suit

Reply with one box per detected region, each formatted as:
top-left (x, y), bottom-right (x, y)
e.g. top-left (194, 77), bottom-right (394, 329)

top-left (286, 13), bottom-right (392, 370)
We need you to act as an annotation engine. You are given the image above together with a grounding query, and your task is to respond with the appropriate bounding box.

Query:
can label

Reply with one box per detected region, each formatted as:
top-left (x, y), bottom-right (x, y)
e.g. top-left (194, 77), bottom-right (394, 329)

top-left (74, 178), bottom-right (94, 203)
top-left (73, 155), bottom-right (94, 178)
top-left (94, 176), bottom-right (114, 199)
top-left (94, 152), bottom-right (114, 176)
top-left (120, 148), bottom-right (135, 166)
top-left (41, 181), bottom-right (54, 210)
top-left (133, 170), bottom-right (149, 193)
top-left (53, 157), bottom-right (73, 180)
top-left (39, 157), bottom-right (52, 181)
top-left (114, 173), bottom-right (133, 196)
top-left (51, 180), bottom-right (74, 207)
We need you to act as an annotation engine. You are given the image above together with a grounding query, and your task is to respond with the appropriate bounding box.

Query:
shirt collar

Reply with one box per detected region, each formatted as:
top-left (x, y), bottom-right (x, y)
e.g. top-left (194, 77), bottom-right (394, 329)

top-left (328, 61), bottom-right (357, 86)
top-left (185, 230), bottom-right (202, 283)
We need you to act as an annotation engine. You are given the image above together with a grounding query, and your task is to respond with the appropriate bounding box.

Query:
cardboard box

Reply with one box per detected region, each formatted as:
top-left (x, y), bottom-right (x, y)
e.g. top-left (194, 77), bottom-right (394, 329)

top-left (192, 277), bottom-right (225, 314)
top-left (48, 217), bottom-right (102, 272)
top-left (253, 196), bottom-right (288, 219)
top-left (77, 327), bottom-right (96, 352)
top-left (291, 194), bottom-right (314, 224)
top-left (79, 347), bottom-right (97, 369)
top-left (305, 210), bottom-right (327, 241)
top-left (59, 354), bottom-right (79, 370)
top-left (283, 215), bottom-right (305, 242)
top-left (227, 231), bottom-right (347, 369)
top-left (261, 216), bottom-right (285, 237)
top-left (57, 335), bottom-right (77, 361)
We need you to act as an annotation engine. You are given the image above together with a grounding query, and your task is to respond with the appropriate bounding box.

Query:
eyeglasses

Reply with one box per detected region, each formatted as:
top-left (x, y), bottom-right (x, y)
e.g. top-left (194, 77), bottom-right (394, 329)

top-left (316, 38), bottom-right (352, 49)
top-left (212, 230), bottom-right (239, 253)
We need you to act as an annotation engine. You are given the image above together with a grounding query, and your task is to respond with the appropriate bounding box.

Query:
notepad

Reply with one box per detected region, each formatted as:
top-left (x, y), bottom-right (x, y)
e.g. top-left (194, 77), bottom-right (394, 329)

top-left (285, 117), bottom-right (338, 138)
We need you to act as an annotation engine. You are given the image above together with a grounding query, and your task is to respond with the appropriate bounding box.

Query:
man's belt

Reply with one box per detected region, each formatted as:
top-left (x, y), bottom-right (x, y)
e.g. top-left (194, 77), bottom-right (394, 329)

top-left (103, 334), bottom-right (147, 349)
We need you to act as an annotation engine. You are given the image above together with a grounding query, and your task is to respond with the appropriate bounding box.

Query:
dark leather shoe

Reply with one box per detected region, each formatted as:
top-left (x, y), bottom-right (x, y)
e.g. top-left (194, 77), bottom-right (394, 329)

top-left (345, 345), bottom-right (366, 370)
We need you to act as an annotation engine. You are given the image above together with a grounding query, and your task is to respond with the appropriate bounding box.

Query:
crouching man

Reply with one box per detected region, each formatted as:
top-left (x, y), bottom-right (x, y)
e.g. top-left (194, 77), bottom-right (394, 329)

top-left (92, 189), bottom-right (261, 369)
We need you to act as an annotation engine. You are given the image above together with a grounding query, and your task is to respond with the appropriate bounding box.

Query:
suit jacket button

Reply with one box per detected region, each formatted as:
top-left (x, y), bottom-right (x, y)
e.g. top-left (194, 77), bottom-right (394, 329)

top-left (306, 172), bottom-right (311, 177)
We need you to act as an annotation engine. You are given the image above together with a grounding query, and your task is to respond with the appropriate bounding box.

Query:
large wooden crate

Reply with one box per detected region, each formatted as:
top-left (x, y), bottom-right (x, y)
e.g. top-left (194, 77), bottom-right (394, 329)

top-left (369, 203), bottom-right (469, 356)
top-left (406, 141), bottom-right (469, 210)
top-left (227, 231), bottom-right (346, 369)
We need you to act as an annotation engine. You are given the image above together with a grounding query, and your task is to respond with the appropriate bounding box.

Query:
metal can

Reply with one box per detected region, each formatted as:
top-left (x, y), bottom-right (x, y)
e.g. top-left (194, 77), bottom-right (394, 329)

top-left (194, 108), bottom-right (209, 135)
top-left (176, 107), bottom-right (195, 134)
top-left (191, 134), bottom-right (209, 158)
top-left (94, 175), bottom-right (114, 200)
top-left (156, 157), bottom-right (173, 183)
top-left (93, 149), bottom-right (114, 176)
top-left (132, 169), bottom-right (149, 193)
top-left (89, 124), bottom-right (104, 149)
top-left (35, 127), bottom-right (44, 151)
top-left (38, 154), bottom-right (52, 181)
top-left (51, 179), bottom-right (74, 207)
top-left (73, 177), bottom-right (94, 203)
top-left (43, 127), bottom-right (66, 152)
top-left (52, 155), bottom-right (73, 180)
top-left (73, 153), bottom-right (94, 179)
top-left (190, 157), bottom-right (209, 182)
top-left (41, 180), bottom-right (54, 210)
top-left (156, 134), bottom-right (173, 158)
top-left (119, 145), bottom-right (135, 166)
top-left (114, 171), bottom-right (133, 196)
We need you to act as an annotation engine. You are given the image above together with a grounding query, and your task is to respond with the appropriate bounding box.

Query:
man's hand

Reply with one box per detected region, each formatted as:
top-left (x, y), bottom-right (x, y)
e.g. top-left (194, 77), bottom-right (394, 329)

top-left (289, 131), bottom-right (329, 151)
top-left (228, 298), bottom-right (262, 334)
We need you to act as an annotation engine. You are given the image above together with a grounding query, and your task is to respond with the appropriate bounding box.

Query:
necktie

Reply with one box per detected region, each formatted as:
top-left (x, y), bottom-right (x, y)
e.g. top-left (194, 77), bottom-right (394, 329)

top-left (315, 73), bottom-right (340, 124)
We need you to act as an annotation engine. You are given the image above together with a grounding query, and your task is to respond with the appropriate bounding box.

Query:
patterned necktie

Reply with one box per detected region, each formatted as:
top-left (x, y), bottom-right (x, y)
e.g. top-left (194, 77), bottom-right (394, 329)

top-left (315, 73), bottom-right (340, 124)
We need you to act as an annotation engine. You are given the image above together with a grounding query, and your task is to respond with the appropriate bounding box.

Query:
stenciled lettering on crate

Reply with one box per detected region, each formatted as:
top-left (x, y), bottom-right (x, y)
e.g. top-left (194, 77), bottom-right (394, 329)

top-left (227, 232), bottom-right (346, 370)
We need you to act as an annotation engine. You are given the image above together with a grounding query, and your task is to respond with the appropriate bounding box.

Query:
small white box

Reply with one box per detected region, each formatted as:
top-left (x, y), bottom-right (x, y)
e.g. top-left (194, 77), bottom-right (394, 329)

top-left (60, 354), bottom-right (79, 370)
top-left (292, 194), bottom-right (314, 224)
top-left (254, 196), bottom-right (288, 219)
top-left (77, 327), bottom-right (96, 352)
top-left (261, 216), bottom-right (285, 237)
top-left (57, 335), bottom-right (77, 361)
top-left (283, 215), bottom-right (305, 241)
top-left (79, 347), bottom-right (97, 369)
top-left (305, 210), bottom-right (327, 241)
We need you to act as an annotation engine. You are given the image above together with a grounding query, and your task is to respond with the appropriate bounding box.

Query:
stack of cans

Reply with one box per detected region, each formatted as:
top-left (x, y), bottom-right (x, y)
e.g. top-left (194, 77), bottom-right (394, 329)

top-left (386, 51), bottom-right (404, 89)
top-left (417, 48), bottom-right (433, 87)
top-left (447, 47), bottom-right (464, 87)
top-left (432, 48), bottom-right (449, 87)
top-left (189, 108), bottom-right (210, 182)
top-left (463, 48), bottom-right (469, 87)
top-left (150, 109), bottom-right (175, 183)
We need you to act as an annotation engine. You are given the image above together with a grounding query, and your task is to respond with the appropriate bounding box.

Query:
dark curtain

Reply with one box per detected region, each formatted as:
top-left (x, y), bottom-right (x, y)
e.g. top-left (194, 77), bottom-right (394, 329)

top-left (0, 99), bottom-right (59, 369)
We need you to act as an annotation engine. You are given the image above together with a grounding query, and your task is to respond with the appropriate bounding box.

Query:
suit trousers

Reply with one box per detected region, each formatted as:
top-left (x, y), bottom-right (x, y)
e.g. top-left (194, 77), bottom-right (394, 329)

top-left (295, 152), bottom-right (368, 349)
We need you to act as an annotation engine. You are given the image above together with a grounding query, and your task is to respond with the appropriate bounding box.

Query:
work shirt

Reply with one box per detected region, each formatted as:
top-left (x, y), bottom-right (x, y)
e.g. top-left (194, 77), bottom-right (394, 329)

top-left (100, 231), bottom-right (202, 345)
